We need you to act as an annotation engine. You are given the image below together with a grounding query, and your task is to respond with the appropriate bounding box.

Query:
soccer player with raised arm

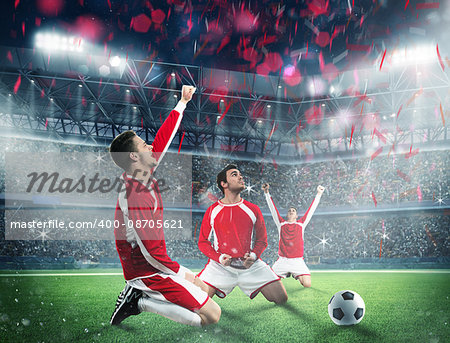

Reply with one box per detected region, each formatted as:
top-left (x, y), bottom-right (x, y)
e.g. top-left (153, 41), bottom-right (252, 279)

top-left (262, 183), bottom-right (324, 288)
top-left (197, 165), bottom-right (288, 304)
top-left (108, 85), bottom-right (221, 327)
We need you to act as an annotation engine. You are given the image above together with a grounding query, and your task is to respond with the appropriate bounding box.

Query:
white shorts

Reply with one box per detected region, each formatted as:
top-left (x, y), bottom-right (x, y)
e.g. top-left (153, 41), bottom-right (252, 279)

top-left (128, 273), bottom-right (209, 312)
top-left (272, 256), bottom-right (310, 279)
top-left (197, 259), bottom-right (280, 299)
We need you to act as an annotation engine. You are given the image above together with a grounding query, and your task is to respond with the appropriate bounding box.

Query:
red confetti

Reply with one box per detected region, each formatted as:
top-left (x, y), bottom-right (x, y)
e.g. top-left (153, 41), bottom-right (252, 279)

top-left (440, 103), bottom-right (445, 127)
top-left (282, 66), bottom-right (302, 86)
top-left (107, 0), bottom-right (111, 10)
top-left (45, 118), bottom-right (48, 129)
top-left (217, 102), bottom-right (231, 125)
top-left (315, 31), bottom-right (330, 47)
top-left (263, 123), bottom-right (278, 151)
top-left (397, 104), bottom-right (403, 119)
top-left (349, 124), bottom-right (355, 146)
top-left (307, 0), bottom-right (329, 17)
top-left (436, 44), bottom-right (445, 71)
top-left (272, 158), bottom-right (278, 170)
top-left (321, 63), bottom-right (339, 82)
top-left (264, 52), bottom-right (283, 72)
top-left (35, 17), bottom-right (42, 26)
top-left (305, 105), bottom-right (323, 125)
top-left (151, 9), bottom-right (166, 25)
top-left (6, 51), bottom-right (13, 63)
top-left (371, 191), bottom-right (377, 207)
top-left (425, 225), bottom-right (437, 247)
top-left (346, 43), bottom-right (371, 52)
top-left (379, 48), bottom-right (386, 70)
top-left (404, 0), bottom-right (409, 10)
top-left (417, 185), bottom-right (423, 202)
top-left (40, 88), bottom-right (45, 98)
top-left (405, 145), bottom-right (419, 159)
top-left (15, 0), bottom-right (20, 9)
top-left (22, 22), bottom-right (25, 36)
top-left (397, 169), bottom-right (411, 182)
top-left (416, 2), bottom-right (439, 10)
top-left (13, 75), bottom-right (21, 94)
top-left (178, 131), bottom-right (185, 154)
top-left (371, 146), bottom-right (383, 161)
top-left (216, 35), bottom-right (231, 53)
top-left (373, 128), bottom-right (387, 144)
top-left (36, 0), bottom-right (64, 17)
top-left (132, 14), bottom-right (152, 33)
top-left (318, 51), bottom-right (325, 71)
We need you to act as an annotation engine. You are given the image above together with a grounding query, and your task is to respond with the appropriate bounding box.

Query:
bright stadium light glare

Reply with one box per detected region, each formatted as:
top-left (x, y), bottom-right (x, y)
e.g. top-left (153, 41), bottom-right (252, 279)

top-left (388, 45), bottom-right (435, 66)
top-left (109, 56), bottom-right (121, 67)
top-left (34, 32), bottom-right (85, 53)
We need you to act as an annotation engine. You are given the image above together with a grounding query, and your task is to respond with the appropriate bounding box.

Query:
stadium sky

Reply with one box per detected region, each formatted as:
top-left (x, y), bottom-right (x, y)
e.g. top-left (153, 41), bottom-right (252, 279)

top-left (1, 0), bottom-right (448, 76)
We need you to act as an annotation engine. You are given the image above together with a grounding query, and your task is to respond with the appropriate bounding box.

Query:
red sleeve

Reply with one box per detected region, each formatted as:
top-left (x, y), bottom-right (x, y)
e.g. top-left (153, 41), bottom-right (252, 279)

top-left (151, 102), bottom-right (185, 163)
top-left (127, 192), bottom-right (180, 274)
top-left (270, 196), bottom-right (284, 223)
top-left (251, 205), bottom-right (268, 258)
top-left (198, 206), bottom-right (222, 263)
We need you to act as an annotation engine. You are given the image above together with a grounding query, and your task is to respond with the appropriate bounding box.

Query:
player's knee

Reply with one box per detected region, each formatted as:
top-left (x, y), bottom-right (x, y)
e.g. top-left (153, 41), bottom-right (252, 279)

top-left (272, 292), bottom-right (288, 304)
top-left (302, 281), bottom-right (311, 288)
top-left (201, 300), bottom-right (221, 325)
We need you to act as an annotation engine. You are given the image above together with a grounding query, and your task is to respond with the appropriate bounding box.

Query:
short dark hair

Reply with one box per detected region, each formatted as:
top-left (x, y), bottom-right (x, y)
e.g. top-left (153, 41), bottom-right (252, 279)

top-left (288, 206), bottom-right (297, 213)
top-left (216, 164), bottom-right (238, 194)
top-left (109, 130), bottom-right (137, 170)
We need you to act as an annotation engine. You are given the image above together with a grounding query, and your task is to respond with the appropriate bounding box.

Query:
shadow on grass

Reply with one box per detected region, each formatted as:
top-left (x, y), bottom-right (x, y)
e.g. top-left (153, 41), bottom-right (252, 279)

top-left (322, 322), bottom-right (381, 341)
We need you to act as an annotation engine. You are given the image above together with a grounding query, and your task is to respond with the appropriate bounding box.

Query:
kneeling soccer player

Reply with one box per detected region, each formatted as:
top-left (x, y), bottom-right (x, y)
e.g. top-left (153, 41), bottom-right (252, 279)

top-left (197, 165), bottom-right (288, 304)
top-left (109, 85), bottom-right (220, 327)
top-left (262, 183), bottom-right (324, 288)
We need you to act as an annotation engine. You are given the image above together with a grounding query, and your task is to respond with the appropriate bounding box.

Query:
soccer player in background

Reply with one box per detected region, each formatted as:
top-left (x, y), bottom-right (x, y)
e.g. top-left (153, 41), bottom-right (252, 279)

top-left (108, 85), bottom-right (221, 327)
top-left (197, 165), bottom-right (288, 304)
top-left (262, 183), bottom-right (324, 288)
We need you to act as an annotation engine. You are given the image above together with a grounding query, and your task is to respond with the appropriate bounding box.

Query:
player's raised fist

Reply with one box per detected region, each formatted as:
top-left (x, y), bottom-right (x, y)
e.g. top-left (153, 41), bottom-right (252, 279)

top-left (262, 183), bottom-right (270, 193)
top-left (180, 85), bottom-right (196, 104)
top-left (317, 185), bottom-right (325, 195)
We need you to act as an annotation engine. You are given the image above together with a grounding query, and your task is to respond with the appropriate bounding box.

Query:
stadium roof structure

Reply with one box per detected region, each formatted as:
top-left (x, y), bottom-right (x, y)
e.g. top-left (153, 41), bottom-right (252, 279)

top-left (0, 45), bottom-right (448, 162)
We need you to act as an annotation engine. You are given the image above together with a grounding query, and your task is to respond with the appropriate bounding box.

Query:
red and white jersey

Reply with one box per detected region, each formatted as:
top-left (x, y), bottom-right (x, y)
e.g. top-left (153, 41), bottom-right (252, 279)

top-left (114, 101), bottom-right (186, 281)
top-left (198, 199), bottom-right (268, 263)
top-left (265, 192), bottom-right (321, 258)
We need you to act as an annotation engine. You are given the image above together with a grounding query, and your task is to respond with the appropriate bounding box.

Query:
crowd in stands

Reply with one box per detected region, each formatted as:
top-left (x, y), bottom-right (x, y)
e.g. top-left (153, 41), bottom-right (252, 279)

top-left (0, 137), bottom-right (448, 264)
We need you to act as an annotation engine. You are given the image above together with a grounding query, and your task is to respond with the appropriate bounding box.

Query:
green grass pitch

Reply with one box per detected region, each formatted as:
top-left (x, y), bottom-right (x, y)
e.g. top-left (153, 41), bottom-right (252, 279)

top-left (0, 270), bottom-right (449, 343)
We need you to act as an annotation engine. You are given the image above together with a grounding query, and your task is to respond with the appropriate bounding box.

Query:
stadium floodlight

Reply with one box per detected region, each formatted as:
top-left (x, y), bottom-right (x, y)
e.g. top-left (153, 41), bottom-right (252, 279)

top-left (35, 32), bottom-right (84, 53)
top-left (388, 45), bottom-right (435, 66)
top-left (109, 56), bottom-right (121, 67)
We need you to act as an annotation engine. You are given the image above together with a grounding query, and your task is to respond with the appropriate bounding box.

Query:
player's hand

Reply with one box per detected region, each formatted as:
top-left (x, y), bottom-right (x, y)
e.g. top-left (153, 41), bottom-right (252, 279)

top-left (184, 272), bottom-right (196, 283)
top-left (317, 185), bottom-right (325, 195)
top-left (243, 252), bottom-right (255, 269)
top-left (180, 85), bottom-right (196, 104)
top-left (219, 254), bottom-right (232, 266)
top-left (262, 183), bottom-right (270, 193)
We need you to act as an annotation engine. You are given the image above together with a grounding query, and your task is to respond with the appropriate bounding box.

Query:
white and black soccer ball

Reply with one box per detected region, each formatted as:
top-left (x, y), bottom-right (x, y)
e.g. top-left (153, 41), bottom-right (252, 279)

top-left (328, 290), bottom-right (365, 326)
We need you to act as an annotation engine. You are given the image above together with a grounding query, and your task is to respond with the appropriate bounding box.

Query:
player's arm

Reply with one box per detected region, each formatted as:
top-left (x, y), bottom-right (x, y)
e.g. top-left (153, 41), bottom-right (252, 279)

top-left (197, 207), bottom-right (224, 263)
top-left (151, 85), bottom-right (196, 169)
top-left (298, 185), bottom-right (324, 229)
top-left (262, 183), bottom-right (283, 232)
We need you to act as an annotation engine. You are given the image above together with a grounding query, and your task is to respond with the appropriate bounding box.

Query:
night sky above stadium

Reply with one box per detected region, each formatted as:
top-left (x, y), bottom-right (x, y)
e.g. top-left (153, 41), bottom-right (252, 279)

top-left (1, 0), bottom-right (448, 77)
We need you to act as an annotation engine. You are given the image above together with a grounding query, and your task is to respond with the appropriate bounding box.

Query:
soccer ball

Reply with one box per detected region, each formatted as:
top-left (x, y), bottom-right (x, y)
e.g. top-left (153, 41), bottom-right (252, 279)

top-left (328, 290), bottom-right (365, 326)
